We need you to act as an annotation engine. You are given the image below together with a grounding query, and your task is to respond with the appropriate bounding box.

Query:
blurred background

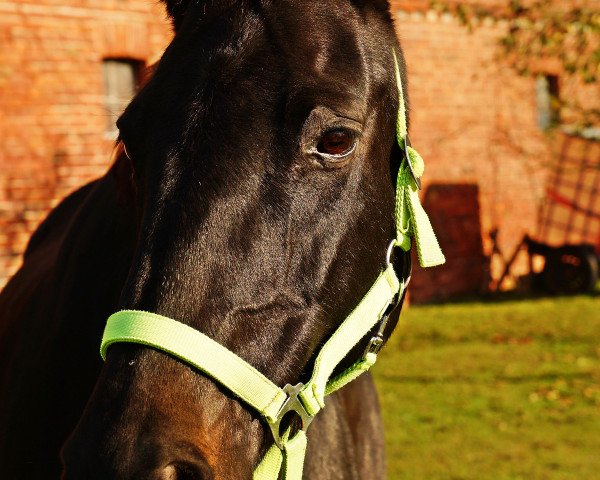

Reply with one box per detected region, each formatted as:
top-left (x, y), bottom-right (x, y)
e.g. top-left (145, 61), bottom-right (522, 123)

top-left (0, 0), bottom-right (598, 478)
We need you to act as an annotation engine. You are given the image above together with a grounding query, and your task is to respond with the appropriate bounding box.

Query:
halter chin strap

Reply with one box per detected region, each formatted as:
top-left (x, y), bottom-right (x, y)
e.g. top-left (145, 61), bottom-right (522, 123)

top-left (99, 50), bottom-right (444, 480)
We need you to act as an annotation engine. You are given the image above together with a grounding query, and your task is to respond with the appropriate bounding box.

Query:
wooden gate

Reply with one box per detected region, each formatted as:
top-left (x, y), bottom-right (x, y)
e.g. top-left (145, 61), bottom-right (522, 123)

top-left (538, 132), bottom-right (600, 252)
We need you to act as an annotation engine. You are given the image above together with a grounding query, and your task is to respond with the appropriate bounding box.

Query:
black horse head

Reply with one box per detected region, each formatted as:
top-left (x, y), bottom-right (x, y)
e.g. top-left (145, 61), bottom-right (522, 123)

top-left (61, 0), bottom-right (408, 478)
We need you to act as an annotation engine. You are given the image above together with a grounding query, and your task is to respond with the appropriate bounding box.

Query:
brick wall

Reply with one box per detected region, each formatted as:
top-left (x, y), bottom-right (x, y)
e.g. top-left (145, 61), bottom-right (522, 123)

top-left (391, 2), bottom-right (598, 299)
top-left (0, 0), bottom-right (172, 285)
top-left (1, 0), bottom-right (598, 300)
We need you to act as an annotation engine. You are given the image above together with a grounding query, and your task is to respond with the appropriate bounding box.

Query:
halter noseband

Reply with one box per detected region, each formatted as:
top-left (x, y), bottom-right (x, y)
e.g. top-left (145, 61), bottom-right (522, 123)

top-left (99, 50), bottom-right (445, 480)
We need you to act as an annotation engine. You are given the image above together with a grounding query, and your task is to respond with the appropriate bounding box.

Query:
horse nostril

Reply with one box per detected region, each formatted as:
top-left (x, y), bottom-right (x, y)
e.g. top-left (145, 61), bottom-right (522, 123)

top-left (161, 463), bottom-right (209, 480)
top-left (160, 465), bottom-right (178, 480)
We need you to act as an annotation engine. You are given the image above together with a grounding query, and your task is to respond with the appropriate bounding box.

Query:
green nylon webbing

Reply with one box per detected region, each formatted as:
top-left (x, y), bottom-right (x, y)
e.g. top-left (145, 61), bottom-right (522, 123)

top-left (393, 50), bottom-right (408, 141)
top-left (101, 265), bottom-right (399, 420)
top-left (395, 147), bottom-right (445, 267)
top-left (253, 431), bottom-right (307, 480)
top-left (101, 266), bottom-right (402, 480)
top-left (101, 310), bottom-right (287, 422)
top-left (298, 265), bottom-right (399, 416)
top-left (392, 50), bottom-right (446, 268)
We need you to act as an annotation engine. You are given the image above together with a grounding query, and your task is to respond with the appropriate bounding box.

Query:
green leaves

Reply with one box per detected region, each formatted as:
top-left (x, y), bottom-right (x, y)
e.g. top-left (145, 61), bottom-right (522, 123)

top-left (432, 0), bottom-right (600, 127)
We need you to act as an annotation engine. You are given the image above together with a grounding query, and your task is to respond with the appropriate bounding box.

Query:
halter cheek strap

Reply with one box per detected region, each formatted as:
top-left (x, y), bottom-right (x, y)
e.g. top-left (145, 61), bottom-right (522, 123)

top-left (392, 50), bottom-right (445, 268)
top-left (99, 50), bottom-right (444, 480)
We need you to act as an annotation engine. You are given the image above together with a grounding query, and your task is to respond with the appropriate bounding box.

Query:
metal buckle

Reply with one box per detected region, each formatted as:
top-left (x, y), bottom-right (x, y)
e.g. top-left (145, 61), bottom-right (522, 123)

top-left (362, 298), bottom-right (397, 358)
top-left (403, 136), bottom-right (421, 190)
top-left (268, 383), bottom-right (314, 449)
top-left (363, 245), bottom-right (408, 359)
top-left (364, 335), bottom-right (385, 356)
top-left (386, 239), bottom-right (412, 288)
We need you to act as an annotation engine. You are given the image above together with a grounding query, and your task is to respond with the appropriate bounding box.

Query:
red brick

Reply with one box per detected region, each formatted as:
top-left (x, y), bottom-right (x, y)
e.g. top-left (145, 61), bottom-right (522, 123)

top-left (1, 1), bottom-right (598, 299)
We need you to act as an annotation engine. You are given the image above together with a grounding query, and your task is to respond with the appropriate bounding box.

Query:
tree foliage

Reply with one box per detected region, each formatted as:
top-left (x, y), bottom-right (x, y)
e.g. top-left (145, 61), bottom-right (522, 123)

top-left (501, 0), bottom-right (599, 84)
top-left (432, 1), bottom-right (600, 126)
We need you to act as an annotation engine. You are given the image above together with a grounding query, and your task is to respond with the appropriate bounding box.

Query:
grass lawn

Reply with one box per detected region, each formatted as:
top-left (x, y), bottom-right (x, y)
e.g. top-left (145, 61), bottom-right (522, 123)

top-left (373, 293), bottom-right (600, 480)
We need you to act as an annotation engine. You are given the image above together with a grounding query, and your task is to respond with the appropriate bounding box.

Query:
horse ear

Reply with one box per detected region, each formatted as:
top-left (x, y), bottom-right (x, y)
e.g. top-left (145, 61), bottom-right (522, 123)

top-left (370, 0), bottom-right (392, 10)
top-left (161, 0), bottom-right (193, 30)
top-left (352, 0), bottom-right (392, 12)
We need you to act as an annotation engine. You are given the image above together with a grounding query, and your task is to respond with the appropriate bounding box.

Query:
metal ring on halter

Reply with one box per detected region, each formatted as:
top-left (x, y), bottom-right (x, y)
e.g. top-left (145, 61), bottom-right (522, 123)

top-left (386, 239), bottom-right (412, 288)
top-left (268, 383), bottom-right (314, 449)
top-left (386, 239), bottom-right (398, 266)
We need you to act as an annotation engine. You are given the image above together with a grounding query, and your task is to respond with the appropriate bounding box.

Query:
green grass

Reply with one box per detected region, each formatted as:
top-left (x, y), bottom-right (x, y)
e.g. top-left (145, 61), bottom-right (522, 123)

top-left (373, 293), bottom-right (600, 479)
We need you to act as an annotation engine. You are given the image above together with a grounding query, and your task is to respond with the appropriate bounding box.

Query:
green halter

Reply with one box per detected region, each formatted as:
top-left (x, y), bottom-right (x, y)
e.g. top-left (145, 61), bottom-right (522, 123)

top-left (100, 50), bottom-right (444, 480)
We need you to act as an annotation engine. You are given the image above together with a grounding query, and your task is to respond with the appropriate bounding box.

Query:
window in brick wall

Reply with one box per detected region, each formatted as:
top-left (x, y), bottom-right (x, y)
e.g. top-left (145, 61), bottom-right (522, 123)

top-left (536, 74), bottom-right (561, 131)
top-left (103, 59), bottom-right (144, 136)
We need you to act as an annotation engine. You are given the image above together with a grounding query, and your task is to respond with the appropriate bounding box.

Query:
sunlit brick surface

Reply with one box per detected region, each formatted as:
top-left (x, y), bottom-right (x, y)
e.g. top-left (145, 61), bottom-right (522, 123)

top-left (0, 0), bottom-right (172, 285)
top-left (1, 0), bottom-right (598, 301)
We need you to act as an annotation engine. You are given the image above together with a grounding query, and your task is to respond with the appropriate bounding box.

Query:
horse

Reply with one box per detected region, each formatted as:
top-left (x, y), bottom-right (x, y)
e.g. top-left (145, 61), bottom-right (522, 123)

top-left (0, 0), bottom-right (422, 478)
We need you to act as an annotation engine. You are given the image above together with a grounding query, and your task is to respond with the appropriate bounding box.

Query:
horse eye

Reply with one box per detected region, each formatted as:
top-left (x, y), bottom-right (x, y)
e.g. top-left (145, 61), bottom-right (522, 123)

top-left (317, 129), bottom-right (356, 157)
